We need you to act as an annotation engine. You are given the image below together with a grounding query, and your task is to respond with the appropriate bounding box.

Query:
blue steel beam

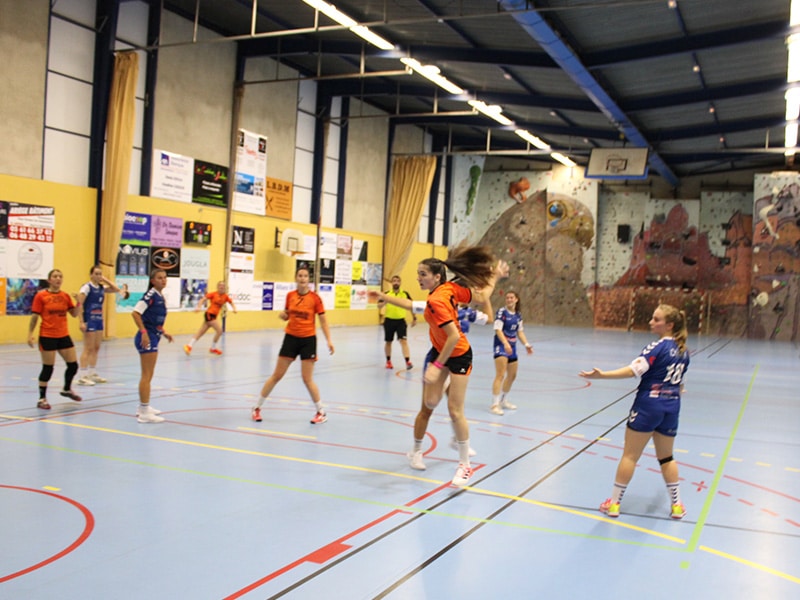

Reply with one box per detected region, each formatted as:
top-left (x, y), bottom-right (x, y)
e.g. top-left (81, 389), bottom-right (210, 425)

top-left (499, 0), bottom-right (679, 186)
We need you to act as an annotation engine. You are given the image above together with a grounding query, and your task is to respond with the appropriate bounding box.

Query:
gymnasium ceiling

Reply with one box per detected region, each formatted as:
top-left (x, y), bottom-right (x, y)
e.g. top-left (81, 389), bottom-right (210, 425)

top-left (158, 0), bottom-right (795, 186)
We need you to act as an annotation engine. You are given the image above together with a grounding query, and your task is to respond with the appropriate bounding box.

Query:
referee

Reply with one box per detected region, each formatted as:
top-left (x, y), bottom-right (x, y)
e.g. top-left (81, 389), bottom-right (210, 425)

top-left (382, 275), bottom-right (416, 370)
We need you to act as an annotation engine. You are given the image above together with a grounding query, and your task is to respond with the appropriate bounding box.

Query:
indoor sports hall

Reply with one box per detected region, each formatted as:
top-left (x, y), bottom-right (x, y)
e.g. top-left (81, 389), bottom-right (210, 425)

top-left (1, 323), bottom-right (798, 598)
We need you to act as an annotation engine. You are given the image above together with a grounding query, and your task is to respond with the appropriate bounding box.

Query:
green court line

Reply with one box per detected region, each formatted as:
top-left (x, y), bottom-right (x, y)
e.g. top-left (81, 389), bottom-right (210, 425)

top-left (686, 364), bottom-right (759, 555)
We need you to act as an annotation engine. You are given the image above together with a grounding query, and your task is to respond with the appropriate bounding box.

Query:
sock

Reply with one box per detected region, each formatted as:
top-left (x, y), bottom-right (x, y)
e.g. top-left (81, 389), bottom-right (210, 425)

top-left (667, 482), bottom-right (681, 505)
top-left (500, 392), bottom-right (507, 402)
top-left (491, 394), bottom-right (501, 406)
top-left (405, 357), bottom-right (411, 363)
top-left (139, 402), bottom-right (149, 412)
top-left (256, 396), bottom-right (266, 408)
top-left (611, 482), bottom-right (627, 504)
top-left (456, 439), bottom-right (471, 466)
top-left (314, 402), bottom-right (325, 415)
top-left (211, 342), bottom-right (217, 350)
top-left (80, 367), bottom-right (90, 378)
top-left (188, 339), bottom-right (195, 349)
top-left (89, 365), bottom-right (97, 376)
top-left (412, 438), bottom-right (423, 453)
top-left (386, 356), bottom-right (391, 362)
top-left (39, 385), bottom-right (47, 399)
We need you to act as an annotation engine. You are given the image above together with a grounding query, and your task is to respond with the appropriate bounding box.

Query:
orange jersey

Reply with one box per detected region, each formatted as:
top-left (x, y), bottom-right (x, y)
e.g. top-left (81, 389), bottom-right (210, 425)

top-left (32, 290), bottom-right (74, 338)
top-left (204, 291), bottom-right (232, 316)
top-left (425, 282), bottom-right (472, 356)
top-left (284, 290), bottom-right (324, 338)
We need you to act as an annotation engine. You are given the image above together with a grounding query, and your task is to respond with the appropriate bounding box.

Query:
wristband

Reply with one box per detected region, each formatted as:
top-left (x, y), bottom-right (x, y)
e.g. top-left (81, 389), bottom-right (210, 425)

top-left (432, 360), bottom-right (444, 369)
top-left (140, 329), bottom-right (146, 333)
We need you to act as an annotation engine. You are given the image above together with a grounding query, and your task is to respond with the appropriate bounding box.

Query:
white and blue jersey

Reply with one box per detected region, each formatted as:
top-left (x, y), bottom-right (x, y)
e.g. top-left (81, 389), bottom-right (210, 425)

top-left (493, 307), bottom-right (524, 361)
top-left (80, 281), bottom-right (106, 332)
top-left (133, 287), bottom-right (168, 352)
top-left (627, 337), bottom-right (690, 436)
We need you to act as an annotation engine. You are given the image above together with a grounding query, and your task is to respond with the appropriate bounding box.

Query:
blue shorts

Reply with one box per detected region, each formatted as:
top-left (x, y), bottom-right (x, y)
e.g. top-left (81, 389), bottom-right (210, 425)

top-left (626, 401), bottom-right (679, 436)
top-left (493, 341), bottom-right (518, 362)
top-left (85, 316), bottom-right (104, 333)
top-left (134, 330), bottom-right (161, 354)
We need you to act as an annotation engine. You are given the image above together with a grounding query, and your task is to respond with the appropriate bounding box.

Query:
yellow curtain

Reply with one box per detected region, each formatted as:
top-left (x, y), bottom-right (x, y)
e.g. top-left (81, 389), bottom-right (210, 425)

top-left (100, 51), bottom-right (139, 338)
top-left (382, 155), bottom-right (438, 283)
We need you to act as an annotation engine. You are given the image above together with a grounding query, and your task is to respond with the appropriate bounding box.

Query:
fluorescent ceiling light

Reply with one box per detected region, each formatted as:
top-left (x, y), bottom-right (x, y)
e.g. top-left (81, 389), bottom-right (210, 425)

top-left (350, 26), bottom-right (394, 50)
top-left (550, 152), bottom-right (577, 168)
top-left (786, 0), bottom-right (800, 156)
top-left (302, 0), bottom-right (356, 27)
top-left (468, 100), bottom-right (514, 126)
top-left (400, 58), bottom-right (464, 95)
top-left (515, 129), bottom-right (550, 150)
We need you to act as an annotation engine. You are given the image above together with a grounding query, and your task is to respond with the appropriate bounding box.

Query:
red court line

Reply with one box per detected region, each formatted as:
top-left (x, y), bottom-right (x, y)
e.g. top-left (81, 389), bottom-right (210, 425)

top-left (0, 485), bottom-right (95, 583)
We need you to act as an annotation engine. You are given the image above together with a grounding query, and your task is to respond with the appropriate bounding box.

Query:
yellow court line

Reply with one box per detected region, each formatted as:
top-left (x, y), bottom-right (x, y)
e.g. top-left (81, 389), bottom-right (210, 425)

top-left (700, 545), bottom-right (800, 584)
top-left (237, 426), bottom-right (316, 439)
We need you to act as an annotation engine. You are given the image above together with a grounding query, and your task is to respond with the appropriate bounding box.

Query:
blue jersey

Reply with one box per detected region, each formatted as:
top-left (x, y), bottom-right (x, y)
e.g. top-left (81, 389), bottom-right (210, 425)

top-left (493, 307), bottom-right (523, 344)
top-left (134, 287), bottom-right (168, 337)
top-left (633, 337), bottom-right (689, 407)
top-left (80, 282), bottom-right (106, 329)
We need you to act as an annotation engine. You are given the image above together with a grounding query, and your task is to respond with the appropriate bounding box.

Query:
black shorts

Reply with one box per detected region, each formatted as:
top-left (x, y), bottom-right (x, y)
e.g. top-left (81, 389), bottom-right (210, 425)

top-left (425, 346), bottom-right (473, 376)
top-left (279, 333), bottom-right (317, 361)
top-left (39, 336), bottom-right (75, 352)
top-left (204, 311), bottom-right (218, 322)
top-left (383, 317), bottom-right (408, 342)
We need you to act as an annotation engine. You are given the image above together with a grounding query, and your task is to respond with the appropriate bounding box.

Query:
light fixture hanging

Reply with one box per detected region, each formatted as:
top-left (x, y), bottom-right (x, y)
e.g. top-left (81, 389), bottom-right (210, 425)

top-left (400, 58), bottom-right (464, 95)
top-left (468, 100), bottom-right (514, 125)
top-left (302, 0), bottom-right (395, 50)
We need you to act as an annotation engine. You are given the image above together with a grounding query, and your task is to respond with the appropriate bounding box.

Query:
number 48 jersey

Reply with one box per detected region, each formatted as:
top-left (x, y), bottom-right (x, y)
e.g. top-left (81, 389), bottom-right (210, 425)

top-left (630, 337), bottom-right (690, 404)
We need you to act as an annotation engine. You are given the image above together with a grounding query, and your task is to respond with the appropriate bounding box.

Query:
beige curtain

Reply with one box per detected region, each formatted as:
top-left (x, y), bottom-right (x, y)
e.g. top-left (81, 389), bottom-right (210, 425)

top-left (100, 51), bottom-right (139, 338)
top-left (382, 155), bottom-right (438, 282)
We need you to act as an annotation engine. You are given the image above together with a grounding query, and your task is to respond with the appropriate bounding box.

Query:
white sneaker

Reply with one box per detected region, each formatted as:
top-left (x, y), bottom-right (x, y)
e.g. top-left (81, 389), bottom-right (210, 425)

top-left (137, 407), bottom-right (165, 423)
top-left (451, 464), bottom-right (474, 487)
top-left (500, 400), bottom-right (517, 410)
top-left (89, 373), bottom-right (108, 383)
top-left (76, 376), bottom-right (95, 386)
top-left (407, 450), bottom-right (426, 470)
top-left (136, 406), bottom-right (162, 417)
top-left (489, 404), bottom-right (504, 415)
top-left (449, 437), bottom-right (477, 457)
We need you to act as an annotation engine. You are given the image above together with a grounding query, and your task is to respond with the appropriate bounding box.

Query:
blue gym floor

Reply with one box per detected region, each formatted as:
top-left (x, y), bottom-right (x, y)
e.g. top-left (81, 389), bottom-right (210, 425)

top-left (1, 323), bottom-right (798, 598)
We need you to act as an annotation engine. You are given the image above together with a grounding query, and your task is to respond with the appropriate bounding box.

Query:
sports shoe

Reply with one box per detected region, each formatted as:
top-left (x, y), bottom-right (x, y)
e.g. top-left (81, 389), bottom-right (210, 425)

top-left (310, 411), bottom-right (327, 424)
top-left (183, 344), bottom-right (192, 355)
top-left (489, 404), bottom-right (504, 415)
top-left (136, 406), bottom-right (161, 417)
top-left (37, 399), bottom-right (51, 410)
top-left (449, 437), bottom-right (477, 457)
top-left (137, 407), bottom-right (165, 423)
top-left (209, 348), bottom-right (223, 355)
top-left (252, 407), bottom-right (262, 422)
top-left (671, 502), bottom-right (686, 520)
top-left (405, 361), bottom-right (413, 370)
top-left (60, 390), bottom-right (82, 402)
top-left (500, 399), bottom-right (517, 410)
top-left (385, 360), bottom-right (393, 369)
top-left (76, 375), bottom-right (95, 386)
top-left (89, 373), bottom-right (108, 383)
top-left (451, 464), bottom-right (474, 487)
top-left (407, 450), bottom-right (426, 470)
top-left (600, 498), bottom-right (621, 518)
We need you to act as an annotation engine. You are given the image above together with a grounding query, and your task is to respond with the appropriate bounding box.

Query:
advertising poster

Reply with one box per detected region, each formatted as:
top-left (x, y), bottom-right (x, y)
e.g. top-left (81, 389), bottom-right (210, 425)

top-left (151, 246), bottom-right (181, 278)
top-left (351, 261), bottom-right (365, 284)
top-left (180, 248), bottom-right (210, 280)
top-left (164, 277), bottom-right (182, 310)
top-left (121, 212), bottom-right (151, 244)
top-left (334, 259), bottom-right (352, 285)
top-left (319, 231), bottom-right (338, 259)
top-left (192, 160), bottom-right (229, 208)
top-left (352, 239), bottom-right (368, 261)
top-left (261, 282), bottom-right (274, 310)
top-left (229, 252), bottom-right (255, 275)
top-left (365, 263), bottom-right (382, 286)
top-left (117, 244), bottom-right (150, 277)
top-left (334, 284), bottom-right (351, 309)
top-left (151, 215), bottom-right (183, 247)
top-left (319, 258), bottom-right (335, 284)
top-left (115, 275), bottom-right (148, 313)
top-left (317, 283), bottom-right (335, 310)
top-left (351, 284), bottom-right (368, 309)
top-left (265, 177), bottom-right (293, 220)
top-left (7, 203), bottom-right (55, 280)
top-left (5, 278), bottom-right (40, 315)
top-left (336, 234), bottom-right (353, 260)
top-left (0, 201), bottom-right (7, 278)
top-left (180, 279), bottom-right (207, 310)
top-left (0, 278), bottom-right (5, 316)
top-left (151, 149), bottom-right (194, 202)
top-left (233, 129), bottom-right (267, 216)
top-left (231, 225), bottom-right (255, 254)
top-left (272, 281), bottom-right (295, 311)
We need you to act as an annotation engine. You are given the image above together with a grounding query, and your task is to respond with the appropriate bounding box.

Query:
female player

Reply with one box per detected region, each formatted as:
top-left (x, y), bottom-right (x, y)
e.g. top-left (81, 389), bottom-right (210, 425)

top-left (374, 246), bottom-right (507, 487)
top-left (76, 265), bottom-right (120, 385)
top-left (27, 269), bottom-right (83, 409)
top-left (489, 290), bottom-right (533, 415)
top-left (183, 280), bottom-right (237, 355)
top-left (580, 304), bottom-right (690, 519)
top-left (132, 268), bottom-right (173, 423)
top-left (251, 266), bottom-right (334, 425)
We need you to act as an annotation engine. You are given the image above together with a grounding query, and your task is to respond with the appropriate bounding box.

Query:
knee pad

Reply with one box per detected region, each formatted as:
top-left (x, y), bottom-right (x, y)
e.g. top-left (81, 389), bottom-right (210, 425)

top-left (658, 455), bottom-right (674, 465)
top-left (66, 362), bottom-right (79, 378)
top-left (39, 364), bottom-right (54, 382)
